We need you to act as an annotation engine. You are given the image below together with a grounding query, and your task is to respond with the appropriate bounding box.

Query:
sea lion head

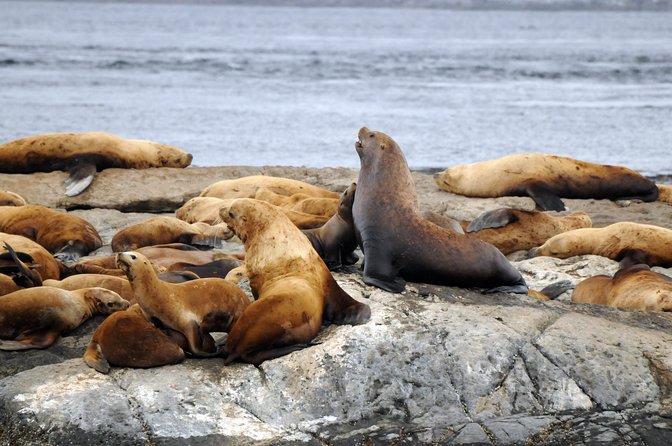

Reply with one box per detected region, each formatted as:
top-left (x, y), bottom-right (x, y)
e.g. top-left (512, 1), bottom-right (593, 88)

top-left (355, 127), bottom-right (398, 161)
top-left (220, 198), bottom-right (272, 244)
top-left (338, 183), bottom-right (356, 221)
top-left (530, 232), bottom-right (580, 258)
top-left (116, 251), bottom-right (152, 281)
top-left (433, 166), bottom-right (466, 194)
top-left (150, 142), bottom-right (193, 168)
top-left (81, 287), bottom-right (130, 314)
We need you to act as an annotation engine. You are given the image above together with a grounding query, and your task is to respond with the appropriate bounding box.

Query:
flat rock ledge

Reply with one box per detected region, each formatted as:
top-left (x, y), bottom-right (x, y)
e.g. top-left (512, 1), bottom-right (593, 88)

top-left (1, 166), bottom-right (672, 445)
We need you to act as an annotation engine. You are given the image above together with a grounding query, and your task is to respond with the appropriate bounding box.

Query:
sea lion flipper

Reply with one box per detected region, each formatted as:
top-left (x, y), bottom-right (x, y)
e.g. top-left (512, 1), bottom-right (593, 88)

top-left (483, 284), bottom-right (529, 295)
top-left (83, 341), bottom-right (111, 374)
top-left (524, 183), bottom-right (566, 212)
top-left (323, 279), bottom-right (371, 325)
top-left (466, 208), bottom-right (519, 232)
top-left (65, 158), bottom-right (97, 197)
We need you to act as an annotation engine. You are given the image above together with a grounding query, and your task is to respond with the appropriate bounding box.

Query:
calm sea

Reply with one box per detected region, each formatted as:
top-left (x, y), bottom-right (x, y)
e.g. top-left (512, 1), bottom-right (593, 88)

top-left (1, 1), bottom-right (671, 175)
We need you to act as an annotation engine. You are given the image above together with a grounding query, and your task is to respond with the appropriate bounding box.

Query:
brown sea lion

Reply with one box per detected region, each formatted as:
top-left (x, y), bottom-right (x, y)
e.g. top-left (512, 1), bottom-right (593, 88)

top-left (572, 264), bottom-right (672, 311)
top-left (302, 183), bottom-right (359, 270)
top-left (0, 287), bottom-right (129, 350)
top-left (658, 184), bottom-right (672, 205)
top-left (419, 210), bottom-right (465, 234)
top-left (0, 132), bottom-right (193, 196)
top-left (0, 242), bottom-right (42, 290)
top-left (0, 274), bottom-right (22, 296)
top-left (219, 198), bottom-right (371, 365)
top-left (434, 153), bottom-right (659, 211)
top-left (111, 216), bottom-right (231, 252)
top-left (254, 188), bottom-right (338, 217)
top-left (116, 251), bottom-right (250, 357)
top-left (464, 208), bottom-right (592, 255)
top-left (0, 233), bottom-right (61, 280)
top-left (530, 222), bottom-right (672, 267)
top-left (200, 175), bottom-right (338, 200)
top-left (0, 204), bottom-right (102, 261)
top-left (176, 196), bottom-right (329, 229)
top-left (0, 191), bottom-right (26, 207)
top-left (83, 304), bottom-right (186, 373)
top-left (44, 274), bottom-right (136, 304)
top-left (353, 127), bottom-right (528, 294)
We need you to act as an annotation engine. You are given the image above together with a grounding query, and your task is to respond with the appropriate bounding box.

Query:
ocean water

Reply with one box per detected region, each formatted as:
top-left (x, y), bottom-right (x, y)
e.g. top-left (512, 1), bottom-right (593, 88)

top-left (0, 1), bottom-right (671, 175)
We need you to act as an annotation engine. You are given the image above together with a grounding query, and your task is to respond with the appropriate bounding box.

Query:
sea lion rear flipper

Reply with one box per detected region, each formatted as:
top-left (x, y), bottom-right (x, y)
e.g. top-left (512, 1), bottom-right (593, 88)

top-left (323, 278), bottom-right (371, 325)
top-left (83, 341), bottom-right (111, 374)
top-left (0, 330), bottom-right (60, 350)
top-left (524, 183), bottom-right (566, 212)
top-left (466, 208), bottom-right (519, 232)
top-left (237, 344), bottom-right (309, 366)
top-left (2, 242), bottom-right (42, 287)
top-left (529, 280), bottom-right (574, 300)
top-left (483, 284), bottom-right (529, 295)
top-left (65, 158), bottom-right (97, 197)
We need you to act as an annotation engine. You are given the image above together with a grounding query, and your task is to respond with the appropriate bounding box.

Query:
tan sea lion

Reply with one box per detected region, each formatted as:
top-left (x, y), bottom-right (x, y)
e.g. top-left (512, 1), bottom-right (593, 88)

top-left (0, 287), bottom-right (129, 350)
top-left (44, 274), bottom-right (135, 304)
top-left (0, 274), bottom-right (22, 296)
top-left (111, 216), bottom-right (231, 252)
top-left (0, 204), bottom-right (102, 261)
top-left (0, 191), bottom-right (26, 206)
top-left (0, 233), bottom-right (61, 280)
top-left (176, 196), bottom-right (329, 229)
top-left (254, 188), bottom-right (338, 217)
top-left (302, 183), bottom-right (359, 270)
top-left (530, 222), bottom-right (672, 267)
top-left (572, 264), bottom-right (672, 311)
top-left (658, 184), bottom-right (672, 205)
top-left (200, 175), bottom-right (338, 200)
top-left (83, 304), bottom-right (186, 373)
top-left (116, 251), bottom-right (250, 356)
top-left (435, 153), bottom-right (659, 211)
top-left (464, 208), bottom-right (592, 255)
top-left (219, 198), bottom-right (371, 365)
top-left (353, 127), bottom-right (528, 294)
top-left (0, 132), bottom-right (193, 196)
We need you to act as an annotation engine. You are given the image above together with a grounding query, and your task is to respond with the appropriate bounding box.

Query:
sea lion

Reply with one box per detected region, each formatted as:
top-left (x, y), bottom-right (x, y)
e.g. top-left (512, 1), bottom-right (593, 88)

top-left (0, 274), bottom-right (22, 296)
top-left (0, 233), bottom-right (61, 280)
top-left (254, 188), bottom-right (338, 217)
top-left (219, 198), bottom-right (371, 365)
top-left (0, 132), bottom-right (193, 196)
top-left (353, 127), bottom-right (528, 294)
top-left (658, 184), bottom-right (672, 205)
top-left (165, 258), bottom-right (243, 279)
top-left (116, 251), bottom-right (250, 356)
top-left (44, 274), bottom-right (136, 304)
top-left (572, 264), bottom-right (672, 311)
top-left (530, 222), bottom-right (672, 267)
top-left (83, 304), bottom-right (186, 373)
top-left (176, 196), bottom-right (329, 229)
top-left (0, 204), bottom-right (102, 261)
top-left (0, 242), bottom-right (42, 291)
top-left (111, 216), bottom-right (231, 252)
top-left (0, 191), bottom-right (26, 206)
top-left (200, 175), bottom-right (339, 200)
top-left (434, 153), bottom-right (659, 211)
top-left (419, 210), bottom-right (465, 234)
top-left (464, 208), bottom-right (592, 255)
top-left (0, 287), bottom-right (129, 350)
top-left (302, 183), bottom-right (359, 270)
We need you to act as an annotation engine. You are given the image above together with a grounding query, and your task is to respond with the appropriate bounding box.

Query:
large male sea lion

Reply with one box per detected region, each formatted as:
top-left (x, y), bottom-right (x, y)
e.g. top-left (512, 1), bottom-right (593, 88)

top-left (530, 222), bottom-right (672, 267)
top-left (0, 132), bottom-right (192, 196)
top-left (464, 208), bottom-right (592, 255)
top-left (83, 304), bottom-right (186, 373)
top-left (353, 127), bottom-right (528, 294)
top-left (0, 205), bottom-right (102, 261)
top-left (572, 264), bottom-right (672, 311)
top-left (0, 287), bottom-right (129, 350)
top-left (0, 191), bottom-right (26, 207)
top-left (434, 153), bottom-right (659, 211)
top-left (116, 251), bottom-right (250, 356)
top-left (219, 198), bottom-right (371, 365)
top-left (0, 233), bottom-right (61, 280)
top-left (200, 175), bottom-right (338, 200)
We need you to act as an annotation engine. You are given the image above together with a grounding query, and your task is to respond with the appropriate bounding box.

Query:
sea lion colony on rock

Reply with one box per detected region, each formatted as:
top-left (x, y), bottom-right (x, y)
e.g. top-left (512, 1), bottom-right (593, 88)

top-left (0, 128), bottom-right (671, 371)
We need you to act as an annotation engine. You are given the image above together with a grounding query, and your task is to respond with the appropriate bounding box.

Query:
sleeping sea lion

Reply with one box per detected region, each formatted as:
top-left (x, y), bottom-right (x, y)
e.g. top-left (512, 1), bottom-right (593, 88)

top-left (200, 175), bottom-right (338, 200)
top-left (658, 184), bottom-right (672, 205)
top-left (0, 204), bottom-right (102, 261)
top-left (0, 242), bottom-right (42, 291)
top-left (353, 127), bottom-right (528, 294)
top-left (116, 251), bottom-right (250, 357)
top-left (44, 274), bottom-right (136, 304)
top-left (572, 264), bottom-right (672, 311)
top-left (0, 132), bottom-right (192, 196)
top-left (435, 153), bottom-right (659, 211)
top-left (0, 287), bottom-right (129, 350)
top-left (464, 208), bottom-right (592, 255)
top-left (254, 188), bottom-right (338, 217)
top-left (219, 198), bottom-right (371, 365)
top-left (0, 233), bottom-right (61, 280)
top-left (0, 191), bottom-right (26, 207)
top-left (530, 222), bottom-right (672, 268)
top-left (83, 304), bottom-right (186, 373)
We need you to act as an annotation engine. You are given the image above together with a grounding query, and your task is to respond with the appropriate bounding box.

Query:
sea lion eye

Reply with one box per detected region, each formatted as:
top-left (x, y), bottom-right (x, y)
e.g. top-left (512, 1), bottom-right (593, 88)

top-left (106, 302), bottom-right (115, 307)
top-left (369, 133), bottom-right (375, 138)
top-left (229, 212), bottom-right (234, 218)
top-left (130, 254), bottom-right (136, 260)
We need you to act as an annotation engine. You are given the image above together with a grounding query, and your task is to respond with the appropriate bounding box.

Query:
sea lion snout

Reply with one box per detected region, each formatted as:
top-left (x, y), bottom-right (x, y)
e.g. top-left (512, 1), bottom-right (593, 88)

top-left (115, 252), bottom-right (136, 271)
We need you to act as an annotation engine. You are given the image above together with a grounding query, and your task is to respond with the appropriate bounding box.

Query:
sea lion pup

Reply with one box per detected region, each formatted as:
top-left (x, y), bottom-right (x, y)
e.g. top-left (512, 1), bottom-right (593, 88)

top-left (84, 304), bottom-right (186, 374)
top-left (116, 251), bottom-right (250, 357)
top-left (200, 175), bottom-right (339, 200)
top-left (0, 204), bottom-right (102, 261)
top-left (176, 196), bottom-right (329, 229)
top-left (434, 153), bottom-right (659, 212)
top-left (0, 191), bottom-right (26, 206)
top-left (111, 216), bottom-right (231, 252)
top-left (44, 274), bottom-right (135, 304)
top-left (254, 189), bottom-right (338, 218)
top-left (219, 198), bottom-right (371, 365)
top-left (0, 132), bottom-right (193, 196)
top-left (302, 183), bottom-right (359, 270)
top-left (530, 222), bottom-right (672, 268)
top-left (464, 208), bottom-right (592, 255)
top-left (0, 233), bottom-right (61, 280)
top-left (572, 264), bottom-right (672, 311)
top-left (353, 127), bottom-right (528, 294)
top-left (0, 287), bottom-right (129, 350)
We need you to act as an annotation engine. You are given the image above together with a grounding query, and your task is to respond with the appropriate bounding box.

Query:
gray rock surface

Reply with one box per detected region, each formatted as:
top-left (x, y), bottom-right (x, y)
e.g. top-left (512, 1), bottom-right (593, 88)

top-left (1, 166), bottom-right (672, 445)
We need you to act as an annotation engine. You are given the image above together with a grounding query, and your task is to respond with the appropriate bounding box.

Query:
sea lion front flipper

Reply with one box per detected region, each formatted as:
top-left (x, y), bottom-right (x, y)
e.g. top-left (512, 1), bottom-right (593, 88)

top-left (323, 278), bottom-right (371, 325)
top-left (83, 341), bottom-right (111, 374)
top-left (483, 283), bottom-right (529, 295)
top-left (466, 208), bottom-right (519, 232)
top-left (65, 158), bottom-right (97, 197)
top-left (524, 183), bottom-right (566, 212)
